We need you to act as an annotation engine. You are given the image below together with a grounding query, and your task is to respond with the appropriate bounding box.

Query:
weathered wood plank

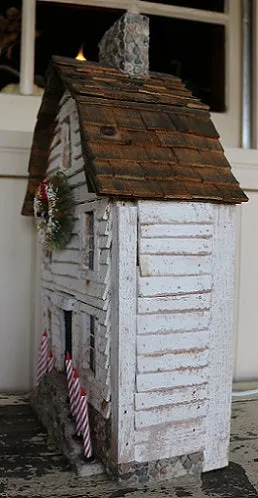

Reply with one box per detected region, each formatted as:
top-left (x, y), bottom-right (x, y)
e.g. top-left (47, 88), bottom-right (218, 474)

top-left (140, 237), bottom-right (212, 255)
top-left (137, 330), bottom-right (209, 355)
top-left (52, 249), bottom-right (80, 264)
top-left (136, 367), bottom-right (208, 392)
top-left (137, 348), bottom-right (209, 373)
top-left (137, 310), bottom-right (210, 334)
top-left (65, 235), bottom-right (80, 250)
top-left (139, 254), bottom-right (212, 277)
top-left (138, 274), bottom-right (212, 297)
top-left (48, 142), bottom-right (62, 164)
top-left (134, 384), bottom-right (208, 411)
top-left (111, 202), bottom-right (137, 464)
top-left (65, 156), bottom-right (85, 178)
top-left (135, 419), bottom-right (205, 462)
top-left (138, 201), bottom-right (213, 224)
top-left (140, 223), bottom-right (213, 239)
top-left (68, 170), bottom-right (86, 187)
top-left (203, 204), bottom-right (236, 472)
top-left (99, 249), bottom-right (111, 265)
top-left (135, 400), bottom-right (207, 429)
top-left (51, 262), bottom-right (80, 279)
top-left (138, 292), bottom-right (211, 314)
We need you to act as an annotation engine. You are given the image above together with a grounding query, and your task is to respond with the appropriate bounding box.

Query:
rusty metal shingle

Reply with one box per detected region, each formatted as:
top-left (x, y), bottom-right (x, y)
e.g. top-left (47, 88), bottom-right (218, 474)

top-left (22, 56), bottom-right (247, 216)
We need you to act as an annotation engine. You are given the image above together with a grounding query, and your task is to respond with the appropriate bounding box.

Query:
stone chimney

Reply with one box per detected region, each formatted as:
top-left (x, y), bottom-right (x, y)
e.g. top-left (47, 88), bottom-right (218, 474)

top-left (98, 12), bottom-right (149, 78)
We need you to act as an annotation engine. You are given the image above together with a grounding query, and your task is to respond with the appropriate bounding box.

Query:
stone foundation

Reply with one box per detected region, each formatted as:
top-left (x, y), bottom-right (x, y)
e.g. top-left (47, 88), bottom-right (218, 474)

top-left (31, 371), bottom-right (203, 484)
top-left (31, 371), bottom-right (104, 477)
top-left (98, 13), bottom-right (149, 77)
top-left (110, 453), bottom-right (203, 485)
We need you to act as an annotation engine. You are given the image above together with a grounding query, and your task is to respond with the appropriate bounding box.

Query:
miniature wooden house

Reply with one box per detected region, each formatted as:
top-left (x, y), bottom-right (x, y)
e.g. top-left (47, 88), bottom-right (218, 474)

top-left (22, 14), bottom-right (247, 482)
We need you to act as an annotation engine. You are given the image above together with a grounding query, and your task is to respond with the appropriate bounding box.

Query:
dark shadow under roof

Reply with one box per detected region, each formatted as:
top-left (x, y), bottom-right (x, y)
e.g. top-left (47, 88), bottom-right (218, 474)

top-left (22, 56), bottom-right (247, 216)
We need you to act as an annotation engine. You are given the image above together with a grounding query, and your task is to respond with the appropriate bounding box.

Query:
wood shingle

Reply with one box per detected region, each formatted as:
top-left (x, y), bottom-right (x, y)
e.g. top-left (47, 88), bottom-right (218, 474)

top-left (22, 56), bottom-right (247, 216)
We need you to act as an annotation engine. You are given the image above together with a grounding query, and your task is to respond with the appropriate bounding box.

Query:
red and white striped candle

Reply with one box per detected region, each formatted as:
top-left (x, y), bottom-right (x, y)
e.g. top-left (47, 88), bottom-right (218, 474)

top-left (77, 388), bottom-right (92, 458)
top-left (48, 351), bottom-right (54, 373)
top-left (36, 330), bottom-right (48, 385)
top-left (70, 369), bottom-right (81, 419)
top-left (65, 352), bottom-right (73, 396)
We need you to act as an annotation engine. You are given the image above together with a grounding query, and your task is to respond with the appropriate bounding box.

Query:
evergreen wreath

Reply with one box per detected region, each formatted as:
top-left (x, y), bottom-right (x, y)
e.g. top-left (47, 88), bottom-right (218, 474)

top-left (33, 172), bottom-right (74, 252)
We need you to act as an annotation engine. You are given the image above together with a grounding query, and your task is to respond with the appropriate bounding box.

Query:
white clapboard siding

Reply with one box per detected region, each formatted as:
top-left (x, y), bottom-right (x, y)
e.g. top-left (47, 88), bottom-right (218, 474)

top-left (135, 400), bottom-right (207, 429)
top-left (136, 367), bottom-right (208, 392)
top-left (79, 301), bottom-right (106, 324)
top-left (64, 235), bottom-right (80, 250)
top-left (140, 238), bottom-right (212, 255)
top-left (139, 254), bottom-right (212, 277)
top-left (76, 291), bottom-right (110, 311)
top-left (138, 201), bottom-right (213, 224)
top-left (68, 170), bottom-right (86, 188)
top-left (49, 127), bottom-right (61, 151)
top-left (140, 223), bottom-right (213, 239)
top-left (51, 262), bottom-right (80, 279)
top-left (138, 293), bottom-right (211, 314)
top-left (139, 274), bottom-right (212, 297)
top-left (137, 311), bottom-right (210, 334)
top-left (98, 234), bottom-right (112, 249)
top-left (72, 184), bottom-right (92, 204)
top-left (42, 268), bottom-right (53, 283)
top-left (134, 384), bottom-right (208, 411)
top-left (48, 142), bottom-right (63, 164)
top-left (99, 249), bottom-right (111, 265)
top-left (65, 156), bottom-right (85, 178)
top-left (71, 142), bottom-right (83, 160)
top-left (52, 249), bottom-right (80, 264)
top-left (135, 420), bottom-right (205, 462)
top-left (47, 155), bottom-right (62, 175)
top-left (137, 348), bottom-right (209, 373)
top-left (137, 330), bottom-right (209, 355)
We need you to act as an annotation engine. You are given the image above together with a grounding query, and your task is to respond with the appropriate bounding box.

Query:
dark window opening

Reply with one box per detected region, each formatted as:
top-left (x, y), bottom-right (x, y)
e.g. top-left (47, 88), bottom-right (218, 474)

top-left (64, 310), bottom-right (72, 358)
top-left (89, 315), bottom-right (95, 374)
top-left (0, 1), bottom-right (122, 92)
top-left (85, 212), bottom-right (94, 271)
top-left (0, 2), bottom-right (225, 111)
top-left (143, 0), bottom-right (225, 12)
top-left (62, 117), bottom-right (71, 170)
top-left (149, 16), bottom-right (225, 112)
top-left (48, 308), bottom-right (52, 336)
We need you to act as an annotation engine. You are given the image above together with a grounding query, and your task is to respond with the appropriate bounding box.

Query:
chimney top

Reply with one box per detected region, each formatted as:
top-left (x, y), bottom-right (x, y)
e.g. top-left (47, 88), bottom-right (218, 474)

top-left (98, 12), bottom-right (149, 78)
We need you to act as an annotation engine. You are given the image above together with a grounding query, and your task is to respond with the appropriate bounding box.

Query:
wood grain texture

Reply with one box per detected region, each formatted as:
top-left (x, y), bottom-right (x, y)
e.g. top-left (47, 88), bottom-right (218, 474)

top-left (203, 204), bottom-right (236, 472)
top-left (135, 201), bottom-right (212, 463)
top-left (135, 419), bottom-right (205, 462)
top-left (111, 202), bottom-right (137, 464)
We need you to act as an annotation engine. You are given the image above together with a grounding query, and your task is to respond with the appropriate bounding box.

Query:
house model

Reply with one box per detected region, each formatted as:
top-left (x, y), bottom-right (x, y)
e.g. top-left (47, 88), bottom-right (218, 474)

top-left (22, 13), bottom-right (247, 482)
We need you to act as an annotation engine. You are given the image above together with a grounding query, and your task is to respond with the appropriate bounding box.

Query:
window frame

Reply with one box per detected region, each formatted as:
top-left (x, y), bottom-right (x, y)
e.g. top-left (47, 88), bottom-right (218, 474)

top-left (3, 0), bottom-right (241, 147)
top-left (79, 202), bottom-right (98, 279)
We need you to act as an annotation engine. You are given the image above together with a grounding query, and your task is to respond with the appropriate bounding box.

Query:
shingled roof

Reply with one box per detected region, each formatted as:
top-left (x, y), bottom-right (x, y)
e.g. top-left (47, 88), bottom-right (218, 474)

top-left (22, 56), bottom-right (247, 216)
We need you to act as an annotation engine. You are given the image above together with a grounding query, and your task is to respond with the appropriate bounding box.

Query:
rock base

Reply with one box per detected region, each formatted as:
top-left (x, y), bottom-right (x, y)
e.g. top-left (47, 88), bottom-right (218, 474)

top-left (31, 371), bottom-right (203, 484)
top-left (31, 371), bottom-right (104, 477)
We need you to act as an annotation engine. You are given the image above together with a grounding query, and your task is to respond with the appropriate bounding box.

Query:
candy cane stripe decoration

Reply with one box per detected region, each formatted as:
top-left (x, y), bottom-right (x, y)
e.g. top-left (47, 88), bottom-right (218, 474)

top-left (70, 369), bottom-right (81, 418)
top-left (48, 351), bottom-right (54, 373)
top-left (37, 330), bottom-right (48, 384)
top-left (65, 352), bottom-right (73, 402)
top-left (77, 388), bottom-right (92, 458)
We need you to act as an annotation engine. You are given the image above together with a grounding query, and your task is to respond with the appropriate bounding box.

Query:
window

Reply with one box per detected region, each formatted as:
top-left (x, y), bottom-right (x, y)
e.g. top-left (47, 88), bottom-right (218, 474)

top-left (149, 16), bottom-right (225, 111)
top-left (64, 310), bottom-right (72, 357)
top-left (62, 118), bottom-right (71, 170)
top-left (89, 315), bottom-right (95, 374)
top-left (48, 308), bottom-right (52, 336)
top-left (82, 211), bottom-right (94, 271)
top-left (0, 1), bottom-right (241, 147)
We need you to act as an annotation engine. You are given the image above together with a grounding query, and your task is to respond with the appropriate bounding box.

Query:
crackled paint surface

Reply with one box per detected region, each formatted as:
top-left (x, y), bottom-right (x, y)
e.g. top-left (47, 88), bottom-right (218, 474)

top-left (1, 394), bottom-right (258, 497)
